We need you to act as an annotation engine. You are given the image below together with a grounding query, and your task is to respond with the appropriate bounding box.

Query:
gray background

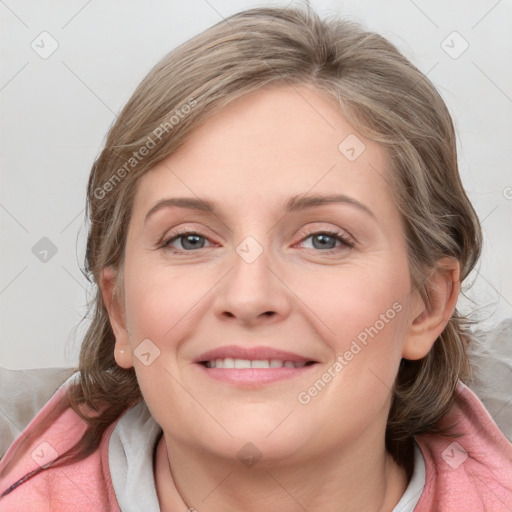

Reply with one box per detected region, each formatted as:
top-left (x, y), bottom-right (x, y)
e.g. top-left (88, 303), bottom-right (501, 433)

top-left (1, 0), bottom-right (511, 369)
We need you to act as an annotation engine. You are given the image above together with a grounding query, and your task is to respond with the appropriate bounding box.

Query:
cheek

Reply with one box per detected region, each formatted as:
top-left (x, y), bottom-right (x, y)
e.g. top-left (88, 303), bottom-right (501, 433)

top-left (299, 259), bottom-right (408, 337)
top-left (337, 282), bottom-right (407, 352)
top-left (121, 266), bottom-right (203, 429)
top-left (297, 261), bottom-right (410, 385)
top-left (123, 264), bottom-right (212, 341)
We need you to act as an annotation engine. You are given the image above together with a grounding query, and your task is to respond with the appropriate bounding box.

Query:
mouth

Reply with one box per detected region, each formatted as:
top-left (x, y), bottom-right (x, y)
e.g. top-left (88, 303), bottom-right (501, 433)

top-left (199, 358), bottom-right (317, 369)
top-left (193, 346), bottom-right (319, 386)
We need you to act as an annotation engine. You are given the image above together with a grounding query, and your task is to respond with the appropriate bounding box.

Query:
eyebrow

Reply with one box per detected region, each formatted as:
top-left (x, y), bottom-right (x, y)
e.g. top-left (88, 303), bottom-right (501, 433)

top-left (144, 193), bottom-right (377, 224)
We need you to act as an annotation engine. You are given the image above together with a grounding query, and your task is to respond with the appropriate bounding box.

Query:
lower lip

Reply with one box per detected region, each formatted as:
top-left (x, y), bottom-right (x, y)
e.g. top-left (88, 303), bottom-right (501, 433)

top-left (195, 363), bottom-right (317, 386)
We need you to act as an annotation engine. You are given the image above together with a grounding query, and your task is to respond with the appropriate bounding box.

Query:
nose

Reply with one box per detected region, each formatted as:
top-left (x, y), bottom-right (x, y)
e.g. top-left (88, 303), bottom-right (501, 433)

top-left (213, 238), bottom-right (292, 327)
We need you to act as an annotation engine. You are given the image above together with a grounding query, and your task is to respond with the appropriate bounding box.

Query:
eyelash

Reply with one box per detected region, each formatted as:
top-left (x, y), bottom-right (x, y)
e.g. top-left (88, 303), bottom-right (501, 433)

top-left (160, 227), bottom-right (355, 254)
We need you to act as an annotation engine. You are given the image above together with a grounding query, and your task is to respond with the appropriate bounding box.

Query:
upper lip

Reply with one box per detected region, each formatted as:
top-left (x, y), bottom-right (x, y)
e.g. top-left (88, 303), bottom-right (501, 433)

top-left (195, 345), bottom-right (317, 363)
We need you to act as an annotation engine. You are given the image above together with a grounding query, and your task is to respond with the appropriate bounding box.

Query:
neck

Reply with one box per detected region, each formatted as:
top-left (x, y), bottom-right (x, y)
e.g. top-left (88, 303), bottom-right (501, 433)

top-left (154, 432), bottom-right (409, 512)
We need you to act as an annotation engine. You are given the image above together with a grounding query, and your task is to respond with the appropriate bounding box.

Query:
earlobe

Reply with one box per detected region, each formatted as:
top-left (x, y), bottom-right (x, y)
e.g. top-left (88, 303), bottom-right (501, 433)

top-left (402, 258), bottom-right (461, 360)
top-left (100, 266), bottom-right (134, 369)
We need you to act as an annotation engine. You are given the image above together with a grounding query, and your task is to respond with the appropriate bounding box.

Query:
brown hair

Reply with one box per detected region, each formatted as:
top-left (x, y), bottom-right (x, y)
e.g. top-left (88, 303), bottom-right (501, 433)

top-left (0, 2), bottom-right (482, 492)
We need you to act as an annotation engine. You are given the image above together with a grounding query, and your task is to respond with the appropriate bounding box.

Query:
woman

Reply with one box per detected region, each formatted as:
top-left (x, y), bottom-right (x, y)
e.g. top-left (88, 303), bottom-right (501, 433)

top-left (1, 4), bottom-right (511, 511)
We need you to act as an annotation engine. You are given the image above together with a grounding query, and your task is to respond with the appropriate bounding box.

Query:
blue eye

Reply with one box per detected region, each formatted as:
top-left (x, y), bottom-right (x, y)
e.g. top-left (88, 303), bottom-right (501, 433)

top-left (298, 230), bottom-right (354, 251)
top-left (163, 232), bottom-right (211, 251)
top-left (161, 229), bottom-right (354, 254)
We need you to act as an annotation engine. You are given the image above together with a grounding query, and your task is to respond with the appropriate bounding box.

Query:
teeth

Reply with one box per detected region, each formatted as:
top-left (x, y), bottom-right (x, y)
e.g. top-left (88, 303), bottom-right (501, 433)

top-left (234, 358), bottom-right (251, 369)
top-left (205, 358), bottom-right (308, 369)
top-left (252, 360), bottom-right (270, 368)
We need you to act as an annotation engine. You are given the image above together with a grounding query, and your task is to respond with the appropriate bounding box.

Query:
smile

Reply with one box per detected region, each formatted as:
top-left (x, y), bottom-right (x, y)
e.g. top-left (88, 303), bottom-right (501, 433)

top-left (202, 358), bottom-right (315, 369)
top-left (193, 345), bottom-right (319, 385)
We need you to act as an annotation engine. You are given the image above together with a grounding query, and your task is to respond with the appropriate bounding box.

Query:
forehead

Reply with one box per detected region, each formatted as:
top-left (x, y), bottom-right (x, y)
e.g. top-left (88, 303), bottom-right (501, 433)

top-left (131, 83), bottom-right (398, 224)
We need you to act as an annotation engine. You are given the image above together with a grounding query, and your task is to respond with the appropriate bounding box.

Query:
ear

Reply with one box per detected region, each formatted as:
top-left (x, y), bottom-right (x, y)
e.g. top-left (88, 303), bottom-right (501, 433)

top-left (402, 257), bottom-right (461, 360)
top-left (100, 266), bottom-right (134, 369)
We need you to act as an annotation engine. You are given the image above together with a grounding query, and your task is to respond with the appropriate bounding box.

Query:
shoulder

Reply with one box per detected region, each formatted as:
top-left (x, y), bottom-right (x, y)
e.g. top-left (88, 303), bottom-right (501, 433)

top-left (0, 366), bottom-right (77, 458)
top-left (414, 382), bottom-right (512, 511)
top-left (0, 371), bottom-right (123, 511)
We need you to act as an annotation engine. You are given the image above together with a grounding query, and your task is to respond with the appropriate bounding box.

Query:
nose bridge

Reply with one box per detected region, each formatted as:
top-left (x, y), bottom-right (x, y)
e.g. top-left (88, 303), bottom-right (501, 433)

top-left (235, 235), bottom-right (266, 266)
top-left (230, 233), bottom-right (274, 296)
top-left (229, 207), bottom-right (273, 272)
top-left (215, 232), bottom-right (290, 322)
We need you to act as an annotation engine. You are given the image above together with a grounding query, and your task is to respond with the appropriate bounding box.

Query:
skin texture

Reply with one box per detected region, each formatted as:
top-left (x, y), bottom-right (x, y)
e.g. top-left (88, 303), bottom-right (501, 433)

top-left (101, 83), bottom-right (460, 512)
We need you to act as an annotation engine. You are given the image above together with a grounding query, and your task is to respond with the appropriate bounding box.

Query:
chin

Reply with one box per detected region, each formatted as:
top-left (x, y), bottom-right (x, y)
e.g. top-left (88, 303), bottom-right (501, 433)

top-left (201, 414), bottom-right (309, 467)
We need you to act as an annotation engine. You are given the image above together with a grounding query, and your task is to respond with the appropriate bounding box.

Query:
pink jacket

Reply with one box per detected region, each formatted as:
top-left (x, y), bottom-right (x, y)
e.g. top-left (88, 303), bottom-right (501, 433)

top-left (0, 379), bottom-right (511, 511)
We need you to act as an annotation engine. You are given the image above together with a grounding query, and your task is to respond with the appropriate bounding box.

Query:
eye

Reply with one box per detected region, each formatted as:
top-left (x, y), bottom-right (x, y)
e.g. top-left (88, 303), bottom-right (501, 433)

top-left (162, 230), bottom-right (213, 252)
top-left (160, 228), bottom-right (354, 254)
top-left (297, 230), bottom-right (354, 251)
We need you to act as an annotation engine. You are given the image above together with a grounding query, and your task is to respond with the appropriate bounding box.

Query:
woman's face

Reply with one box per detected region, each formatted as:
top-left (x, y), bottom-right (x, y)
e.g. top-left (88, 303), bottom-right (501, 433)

top-left (106, 83), bottom-right (427, 464)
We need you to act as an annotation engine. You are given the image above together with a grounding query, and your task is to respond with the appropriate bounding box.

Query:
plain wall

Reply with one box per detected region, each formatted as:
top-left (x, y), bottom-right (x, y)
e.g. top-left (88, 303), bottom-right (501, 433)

top-left (1, 0), bottom-right (511, 369)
